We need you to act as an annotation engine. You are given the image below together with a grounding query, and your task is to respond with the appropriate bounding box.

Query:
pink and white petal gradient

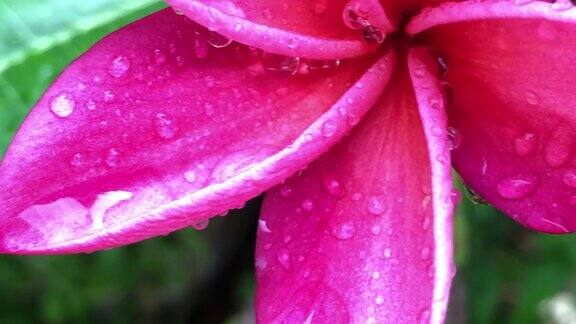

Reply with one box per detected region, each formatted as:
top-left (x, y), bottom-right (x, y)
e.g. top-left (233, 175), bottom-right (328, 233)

top-left (0, 9), bottom-right (395, 254)
top-left (410, 1), bottom-right (576, 232)
top-left (166, 0), bottom-right (377, 59)
top-left (255, 49), bottom-right (455, 324)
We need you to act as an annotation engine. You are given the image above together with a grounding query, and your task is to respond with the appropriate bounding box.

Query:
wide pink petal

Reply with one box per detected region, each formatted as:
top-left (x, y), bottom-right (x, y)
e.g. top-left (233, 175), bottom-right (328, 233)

top-left (255, 49), bottom-right (455, 324)
top-left (166, 0), bottom-right (379, 59)
top-left (409, 1), bottom-right (576, 233)
top-left (0, 9), bottom-right (395, 254)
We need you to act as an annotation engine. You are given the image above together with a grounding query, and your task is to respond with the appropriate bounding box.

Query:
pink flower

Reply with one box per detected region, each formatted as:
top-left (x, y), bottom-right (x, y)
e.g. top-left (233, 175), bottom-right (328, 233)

top-left (1, 0), bottom-right (575, 322)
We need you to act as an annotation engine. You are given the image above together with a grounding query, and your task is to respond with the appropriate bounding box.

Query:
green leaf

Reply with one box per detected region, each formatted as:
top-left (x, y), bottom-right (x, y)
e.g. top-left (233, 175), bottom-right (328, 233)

top-left (0, 0), bottom-right (167, 156)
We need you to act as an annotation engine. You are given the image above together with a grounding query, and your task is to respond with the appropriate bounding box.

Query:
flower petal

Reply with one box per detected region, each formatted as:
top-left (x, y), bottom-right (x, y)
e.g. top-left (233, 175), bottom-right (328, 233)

top-left (255, 49), bottom-right (455, 324)
top-left (410, 1), bottom-right (576, 232)
top-left (0, 9), bottom-right (395, 254)
top-left (166, 0), bottom-right (377, 59)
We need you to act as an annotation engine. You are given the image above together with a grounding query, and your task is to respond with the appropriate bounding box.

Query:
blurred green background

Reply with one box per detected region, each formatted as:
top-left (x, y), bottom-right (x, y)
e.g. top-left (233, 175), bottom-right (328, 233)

top-left (1, 0), bottom-right (576, 323)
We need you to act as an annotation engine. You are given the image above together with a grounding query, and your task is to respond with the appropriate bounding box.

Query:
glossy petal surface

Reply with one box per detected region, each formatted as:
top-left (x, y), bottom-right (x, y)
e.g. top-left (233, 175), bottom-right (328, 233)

top-left (0, 9), bottom-right (394, 254)
top-left (255, 50), bottom-right (455, 324)
top-left (411, 1), bottom-right (576, 232)
top-left (166, 0), bottom-right (375, 59)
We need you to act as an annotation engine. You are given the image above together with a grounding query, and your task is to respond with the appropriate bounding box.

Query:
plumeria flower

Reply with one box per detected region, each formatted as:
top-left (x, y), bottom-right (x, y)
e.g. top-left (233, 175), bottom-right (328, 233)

top-left (1, 0), bottom-right (576, 322)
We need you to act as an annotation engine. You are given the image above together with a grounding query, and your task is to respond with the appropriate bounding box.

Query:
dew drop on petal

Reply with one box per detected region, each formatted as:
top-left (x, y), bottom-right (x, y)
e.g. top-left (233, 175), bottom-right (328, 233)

top-left (331, 222), bottom-right (357, 240)
top-left (105, 148), bottom-right (120, 167)
top-left (514, 133), bottom-right (536, 156)
top-left (277, 251), bottom-right (291, 270)
top-left (108, 56), bottom-right (130, 78)
top-left (279, 185), bottom-right (293, 197)
top-left (448, 127), bottom-right (461, 150)
top-left (184, 170), bottom-right (197, 183)
top-left (321, 120), bottom-right (338, 138)
top-left (383, 248), bottom-right (392, 258)
top-left (154, 113), bottom-right (178, 139)
top-left (258, 219), bottom-right (272, 233)
top-left (191, 219), bottom-right (210, 230)
top-left (323, 177), bottom-right (345, 198)
top-left (208, 31), bottom-right (232, 48)
top-left (50, 93), bottom-right (75, 118)
top-left (497, 174), bottom-right (538, 199)
top-left (545, 125), bottom-right (573, 167)
top-left (526, 91), bottom-right (540, 105)
top-left (367, 196), bottom-right (384, 216)
top-left (262, 53), bottom-right (300, 75)
top-left (302, 199), bottom-right (314, 211)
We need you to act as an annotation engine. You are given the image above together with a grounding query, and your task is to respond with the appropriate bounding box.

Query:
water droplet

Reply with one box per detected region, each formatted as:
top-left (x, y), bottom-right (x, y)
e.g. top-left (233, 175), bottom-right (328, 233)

top-left (184, 170), bottom-right (197, 183)
top-left (371, 271), bottom-right (381, 280)
top-left (105, 148), bottom-right (120, 167)
top-left (277, 251), bottom-right (291, 270)
top-left (321, 120), bottom-right (337, 138)
top-left (50, 93), bottom-right (75, 118)
top-left (437, 54), bottom-right (448, 76)
top-left (497, 174), bottom-right (538, 199)
top-left (374, 295), bottom-right (384, 306)
top-left (562, 169), bottom-right (576, 188)
top-left (262, 53), bottom-right (300, 75)
top-left (448, 127), bottom-right (461, 150)
top-left (258, 219), bottom-right (272, 233)
top-left (383, 248), bottom-right (392, 258)
top-left (302, 199), bottom-right (314, 211)
top-left (306, 59), bottom-right (341, 72)
top-left (191, 219), bottom-right (210, 230)
top-left (526, 91), bottom-right (540, 105)
top-left (367, 196), bottom-right (384, 215)
top-left (86, 100), bottom-right (97, 111)
top-left (323, 177), bottom-right (345, 198)
top-left (279, 185), bottom-right (293, 197)
top-left (514, 133), bottom-right (536, 156)
top-left (331, 222), bottom-right (357, 240)
top-left (370, 224), bottom-right (381, 236)
top-left (255, 257), bottom-right (268, 270)
top-left (154, 113), bottom-right (178, 139)
top-left (351, 192), bottom-right (363, 201)
top-left (208, 31), bottom-right (232, 48)
top-left (545, 125), bottom-right (573, 167)
top-left (103, 90), bottom-right (115, 102)
top-left (108, 56), bottom-right (130, 78)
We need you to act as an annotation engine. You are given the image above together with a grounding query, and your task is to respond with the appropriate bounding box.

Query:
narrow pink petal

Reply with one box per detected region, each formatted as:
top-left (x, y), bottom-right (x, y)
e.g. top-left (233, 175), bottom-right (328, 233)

top-left (255, 49), bottom-right (455, 324)
top-left (409, 1), bottom-right (576, 232)
top-left (0, 9), bottom-right (395, 254)
top-left (166, 0), bottom-right (377, 59)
